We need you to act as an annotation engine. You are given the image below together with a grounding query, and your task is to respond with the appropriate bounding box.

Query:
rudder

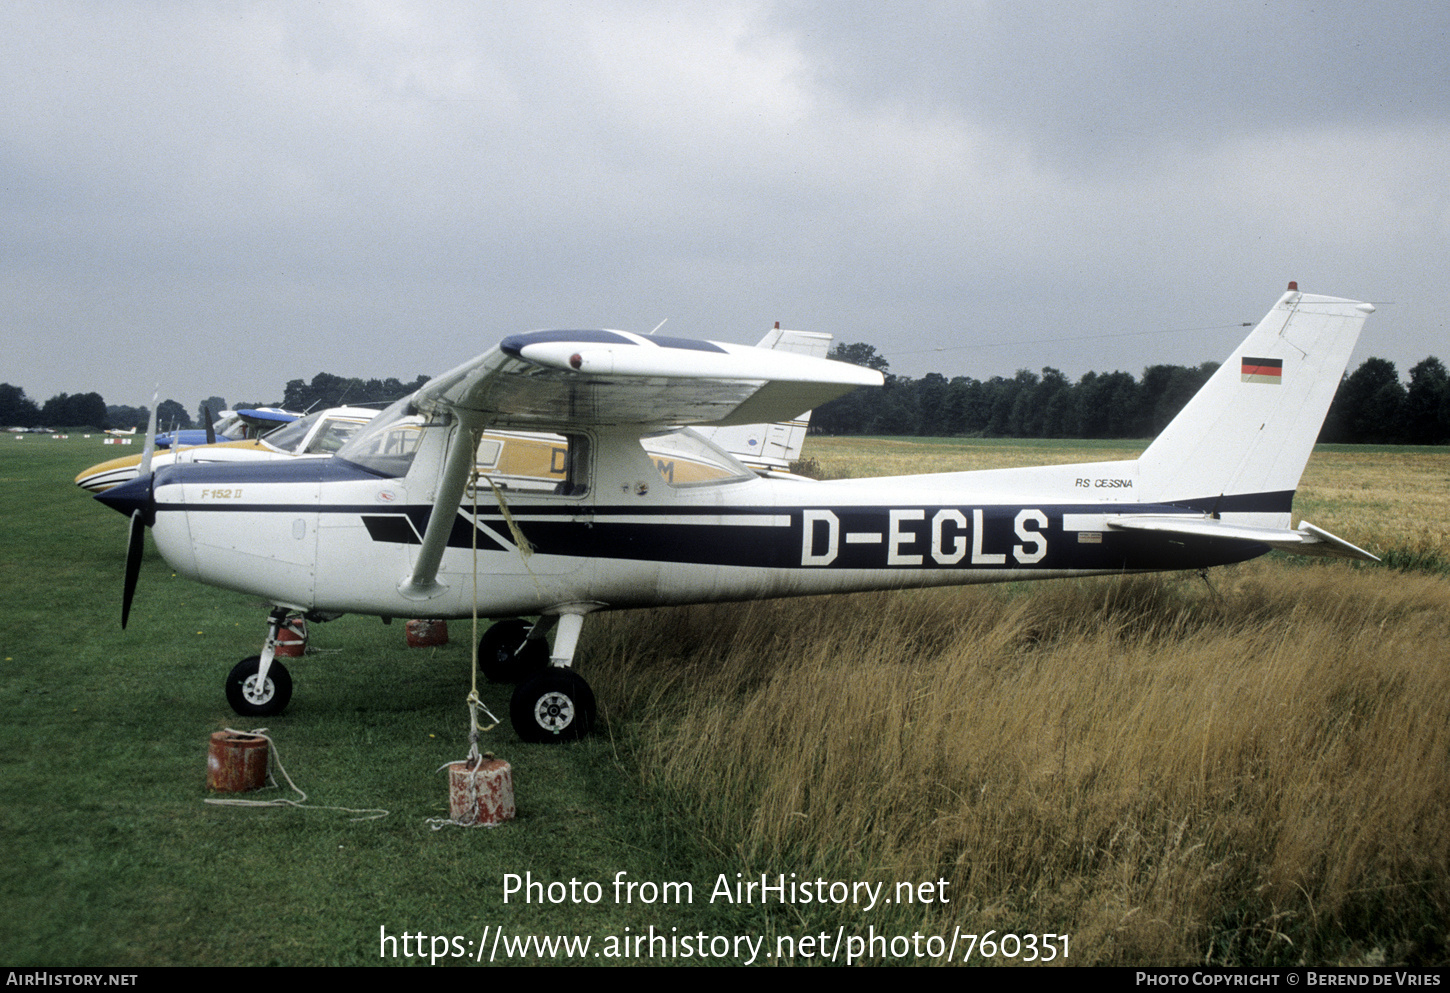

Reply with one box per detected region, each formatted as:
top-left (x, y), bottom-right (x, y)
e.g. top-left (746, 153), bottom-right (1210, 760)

top-left (1137, 284), bottom-right (1374, 527)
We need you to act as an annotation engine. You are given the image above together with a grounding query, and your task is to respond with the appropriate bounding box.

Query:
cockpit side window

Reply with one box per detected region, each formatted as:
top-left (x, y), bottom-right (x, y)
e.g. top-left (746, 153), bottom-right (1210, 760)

top-left (467, 432), bottom-right (590, 499)
top-left (556, 434), bottom-right (590, 496)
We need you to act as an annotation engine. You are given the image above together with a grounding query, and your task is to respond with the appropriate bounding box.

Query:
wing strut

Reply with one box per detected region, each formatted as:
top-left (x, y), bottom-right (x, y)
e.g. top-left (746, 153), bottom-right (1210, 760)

top-left (399, 414), bottom-right (483, 601)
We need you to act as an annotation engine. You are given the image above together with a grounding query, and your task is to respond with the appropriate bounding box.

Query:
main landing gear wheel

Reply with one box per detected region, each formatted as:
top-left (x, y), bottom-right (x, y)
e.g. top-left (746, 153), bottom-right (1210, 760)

top-left (479, 619), bottom-right (549, 683)
top-left (511, 668), bottom-right (596, 743)
top-left (226, 655), bottom-right (293, 717)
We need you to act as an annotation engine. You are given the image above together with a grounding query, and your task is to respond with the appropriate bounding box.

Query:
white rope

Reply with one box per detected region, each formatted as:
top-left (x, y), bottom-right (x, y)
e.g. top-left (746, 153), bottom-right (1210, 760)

top-left (467, 442), bottom-right (503, 755)
top-left (427, 433), bottom-right (508, 831)
top-left (203, 727), bottom-right (388, 821)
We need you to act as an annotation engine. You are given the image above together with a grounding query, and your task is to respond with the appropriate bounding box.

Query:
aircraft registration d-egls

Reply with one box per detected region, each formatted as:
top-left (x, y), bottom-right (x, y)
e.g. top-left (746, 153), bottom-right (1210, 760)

top-left (97, 284), bottom-right (1377, 742)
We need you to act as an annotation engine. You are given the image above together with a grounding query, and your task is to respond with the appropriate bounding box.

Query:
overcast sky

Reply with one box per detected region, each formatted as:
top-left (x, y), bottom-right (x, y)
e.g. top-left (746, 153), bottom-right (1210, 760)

top-left (5, 1), bottom-right (1447, 412)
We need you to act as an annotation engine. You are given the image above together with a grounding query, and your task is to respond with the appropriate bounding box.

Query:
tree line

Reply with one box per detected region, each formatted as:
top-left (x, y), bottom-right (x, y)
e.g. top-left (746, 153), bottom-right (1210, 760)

top-left (0, 386), bottom-right (109, 431)
top-left (4, 352), bottom-right (1447, 444)
top-left (808, 344), bottom-right (1450, 446)
top-left (0, 372), bottom-right (428, 433)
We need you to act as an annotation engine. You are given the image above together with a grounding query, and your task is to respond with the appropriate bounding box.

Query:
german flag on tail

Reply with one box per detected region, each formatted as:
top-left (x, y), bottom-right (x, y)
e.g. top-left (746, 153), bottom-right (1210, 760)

top-left (1240, 356), bottom-right (1283, 384)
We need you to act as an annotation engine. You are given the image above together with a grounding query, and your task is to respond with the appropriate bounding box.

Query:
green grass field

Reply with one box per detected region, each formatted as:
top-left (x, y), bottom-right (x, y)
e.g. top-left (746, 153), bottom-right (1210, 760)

top-left (2, 433), bottom-right (1446, 966)
top-left (2, 435), bottom-right (760, 966)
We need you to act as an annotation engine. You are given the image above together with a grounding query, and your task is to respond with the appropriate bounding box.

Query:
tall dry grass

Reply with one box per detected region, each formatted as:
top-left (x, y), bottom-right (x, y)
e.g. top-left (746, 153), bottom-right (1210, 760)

top-left (585, 564), bottom-right (1450, 964)
top-left (1294, 447), bottom-right (1450, 569)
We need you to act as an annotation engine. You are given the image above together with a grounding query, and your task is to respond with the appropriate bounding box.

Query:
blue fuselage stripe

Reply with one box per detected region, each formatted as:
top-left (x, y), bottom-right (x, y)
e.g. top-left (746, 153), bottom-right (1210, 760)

top-left (155, 498), bottom-right (1279, 573)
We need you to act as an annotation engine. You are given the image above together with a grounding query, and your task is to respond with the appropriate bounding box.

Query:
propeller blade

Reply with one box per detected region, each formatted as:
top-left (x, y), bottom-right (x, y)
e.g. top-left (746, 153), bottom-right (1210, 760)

top-left (121, 509), bottom-right (145, 629)
top-left (140, 392), bottom-right (158, 476)
top-left (203, 405), bottom-right (215, 445)
top-left (121, 391), bottom-right (159, 629)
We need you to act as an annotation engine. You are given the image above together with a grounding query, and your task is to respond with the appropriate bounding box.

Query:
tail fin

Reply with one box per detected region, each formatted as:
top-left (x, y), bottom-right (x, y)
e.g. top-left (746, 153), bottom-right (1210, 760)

top-left (1137, 284), bottom-right (1374, 527)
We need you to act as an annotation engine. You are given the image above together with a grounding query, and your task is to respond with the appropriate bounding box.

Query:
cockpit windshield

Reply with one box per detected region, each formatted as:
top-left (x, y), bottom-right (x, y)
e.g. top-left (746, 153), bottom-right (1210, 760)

top-left (259, 411), bottom-right (321, 453)
top-left (303, 415), bottom-right (370, 453)
top-left (260, 410), bottom-right (373, 455)
top-left (335, 398), bottom-right (426, 477)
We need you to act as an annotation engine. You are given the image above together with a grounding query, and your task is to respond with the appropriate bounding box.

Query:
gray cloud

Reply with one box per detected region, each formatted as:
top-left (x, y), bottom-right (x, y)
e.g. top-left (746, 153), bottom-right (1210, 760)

top-left (3, 1), bottom-right (1445, 413)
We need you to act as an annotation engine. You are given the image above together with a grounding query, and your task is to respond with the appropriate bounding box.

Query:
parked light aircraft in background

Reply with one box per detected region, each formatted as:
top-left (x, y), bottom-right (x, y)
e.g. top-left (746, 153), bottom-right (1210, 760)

top-left (96, 287), bottom-right (1377, 742)
top-left (76, 407), bottom-right (372, 493)
top-left (693, 325), bottom-right (829, 472)
top-left (155, 407), bottom-right (296, 449)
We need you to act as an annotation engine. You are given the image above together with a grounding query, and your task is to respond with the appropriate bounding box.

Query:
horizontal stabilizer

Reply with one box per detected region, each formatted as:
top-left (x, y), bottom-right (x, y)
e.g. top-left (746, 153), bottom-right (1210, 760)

top-left (1107, 516), bottom-right (1379, 562)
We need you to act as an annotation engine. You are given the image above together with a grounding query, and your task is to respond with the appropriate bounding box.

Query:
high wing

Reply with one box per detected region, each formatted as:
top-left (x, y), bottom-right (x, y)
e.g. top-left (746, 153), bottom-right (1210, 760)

top-left (234, 408), bottom-right (299, 433)
top-left (414, 329), bottom-right (882, 430)
top-left (395, 328), bottom-right (883, 599)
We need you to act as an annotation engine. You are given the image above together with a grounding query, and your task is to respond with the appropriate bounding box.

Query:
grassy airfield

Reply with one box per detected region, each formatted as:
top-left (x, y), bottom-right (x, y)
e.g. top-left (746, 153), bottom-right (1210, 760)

top-left (1, 433), bottom-right (1446, 966)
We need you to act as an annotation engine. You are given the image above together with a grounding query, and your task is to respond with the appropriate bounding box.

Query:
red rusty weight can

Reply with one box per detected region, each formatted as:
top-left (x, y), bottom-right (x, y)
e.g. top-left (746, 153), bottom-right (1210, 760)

top-left (447, 757), bottom-right (515, 826)
top-left (406, 619), bottom-right (449, 647)
top-left (274, 617), bottom-right (308, 657)
top-left (207, 731), bottom-right (269, 792)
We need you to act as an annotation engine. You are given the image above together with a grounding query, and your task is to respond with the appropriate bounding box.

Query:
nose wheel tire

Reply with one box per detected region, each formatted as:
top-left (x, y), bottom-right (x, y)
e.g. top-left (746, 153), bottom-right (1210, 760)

top-left (226, 655), bottom-right (293, 717)
top-left (511, 669), bottom-right (595, 743)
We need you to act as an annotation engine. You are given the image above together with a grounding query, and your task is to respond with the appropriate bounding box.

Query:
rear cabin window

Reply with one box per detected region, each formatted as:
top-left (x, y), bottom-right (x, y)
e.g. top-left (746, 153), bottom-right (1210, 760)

top-left (641, 428), bottom-right (754, 487)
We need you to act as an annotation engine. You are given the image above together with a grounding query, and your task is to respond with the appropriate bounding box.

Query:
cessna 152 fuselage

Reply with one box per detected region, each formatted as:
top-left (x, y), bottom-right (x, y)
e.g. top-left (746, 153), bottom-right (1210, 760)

top-left (97, 286), bottom-right (1378, 741)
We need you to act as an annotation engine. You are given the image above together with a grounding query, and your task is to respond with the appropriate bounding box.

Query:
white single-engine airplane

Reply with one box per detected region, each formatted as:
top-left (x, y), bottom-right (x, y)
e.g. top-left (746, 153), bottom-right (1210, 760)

top-left (97, 285), bottom-right (1377, 742)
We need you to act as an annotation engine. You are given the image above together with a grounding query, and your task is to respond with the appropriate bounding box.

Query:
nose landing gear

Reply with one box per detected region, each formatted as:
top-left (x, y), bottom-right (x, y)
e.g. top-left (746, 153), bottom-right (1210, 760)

top-left (224, 607), bottom-right (295, 717)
